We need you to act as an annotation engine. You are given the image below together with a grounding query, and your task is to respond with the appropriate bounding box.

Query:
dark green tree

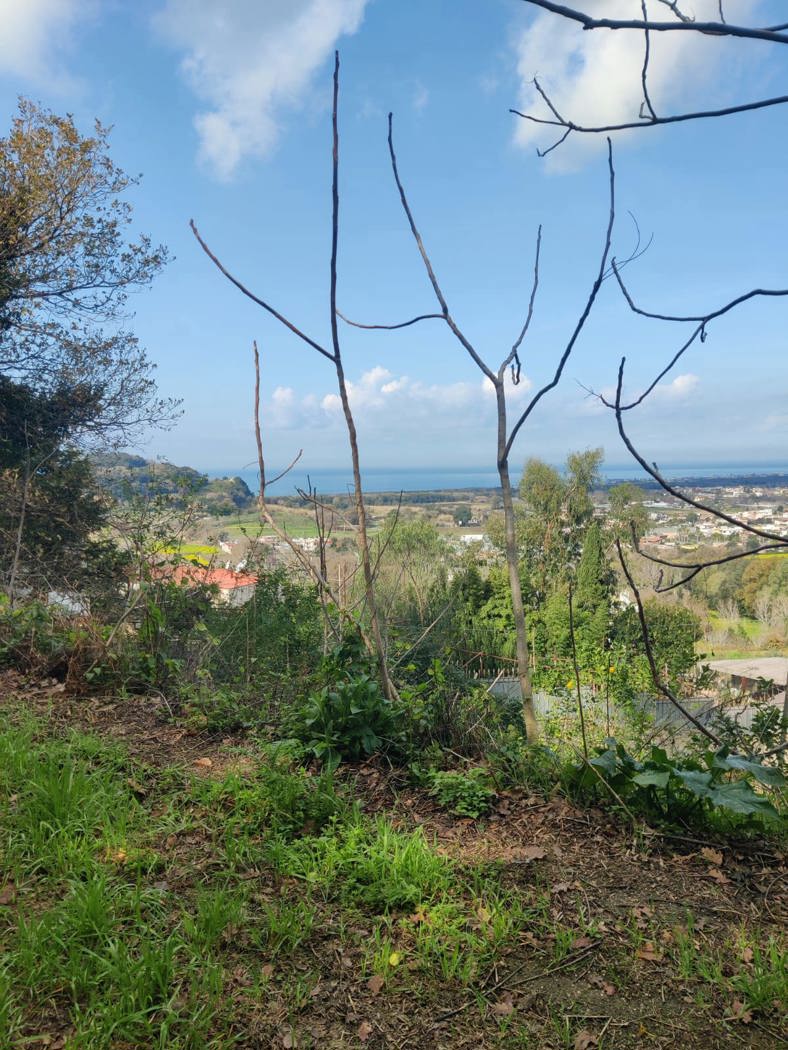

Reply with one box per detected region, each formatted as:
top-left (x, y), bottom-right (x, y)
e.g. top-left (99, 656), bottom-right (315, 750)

top-left (0, 376), bottom-right (124, 602)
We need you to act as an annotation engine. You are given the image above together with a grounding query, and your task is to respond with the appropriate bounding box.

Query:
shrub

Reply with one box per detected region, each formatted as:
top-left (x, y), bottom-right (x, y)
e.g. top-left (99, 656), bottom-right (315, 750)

top-left (426, 768), bottom-right (495, 819)
top-left (571, 739), bottom-right (785, 828)
top-left (289, 672), bottom-right (403, 768)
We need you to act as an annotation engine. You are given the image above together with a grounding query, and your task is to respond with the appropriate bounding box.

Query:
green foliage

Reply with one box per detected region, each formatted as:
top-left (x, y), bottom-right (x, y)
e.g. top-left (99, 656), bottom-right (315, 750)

top-left (186, 748), bottom-right (347, 844)
top-left (425, 768), bottom-right (495, 818)
top-left (611, 600), bottom-right (700, 685)
top-left (0, 376), bottom-right (127, 601)
top-left (289, 672), bottom-right (403, 768)
top-left (267, 817), bottom-right (453, 912)
top-left (0, 97), bottom-right (172, 434)
top-left (574, 738), bottom-right (785, 827)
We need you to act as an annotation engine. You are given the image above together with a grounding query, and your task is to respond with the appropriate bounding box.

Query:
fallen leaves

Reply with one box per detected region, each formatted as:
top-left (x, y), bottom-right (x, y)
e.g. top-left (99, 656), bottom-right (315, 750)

top-left (700, 847), bottom-right (724, 866)
top-left (516, 845), bottom-right (547, 863)
top-left (707, 867), bottom-right (731, 885)
top-left (193, 757), bottom-right (213, 769)
top-left (635, 941), bottom-right (663, 963)
top-left (574, 1030), bottom-right (598, 1050)
top-left (366, 974), bottom-right (385, 995)
top-left (357, 1020), bottom-right (373, 1042)
top-left (491, 993), bottom-right (514, 1017)
top-left (727, 1000), bottom-right (753, 1024)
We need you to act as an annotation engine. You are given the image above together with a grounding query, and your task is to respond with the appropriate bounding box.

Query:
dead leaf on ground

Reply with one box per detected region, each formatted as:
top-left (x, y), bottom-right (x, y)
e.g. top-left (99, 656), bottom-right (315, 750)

top-left (708, 867), bottom-right (731, 885)
top-left (358, 1020), bottom-right (374, 1042)
top-left (491, 993), bottom-right (514, 1017)
top-left (589, 974), bottom-right (616, 997)
top-left (701, 847), bottom-right (724, 866)
top-left (574, 1030), bottom-right (598, 1049)
top-left (193, 757), bottom-right (213, 768)
top-left (261, 964), bottom-right (274, 978)
top-left (571, 935), bottom-right (594, 950)
top-left (636, 941), bottom-right (663, 962)
top-left (517, 846), bottom-right (547, 862)
top-left (728, 1000), bottom-right (753, 1024)
top-left (367, 974), bottom-right (385, 995)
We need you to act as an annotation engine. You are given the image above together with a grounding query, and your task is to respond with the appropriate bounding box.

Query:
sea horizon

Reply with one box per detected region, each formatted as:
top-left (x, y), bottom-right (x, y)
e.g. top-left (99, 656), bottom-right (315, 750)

top-left (203, 462), bottom-right (788, 497)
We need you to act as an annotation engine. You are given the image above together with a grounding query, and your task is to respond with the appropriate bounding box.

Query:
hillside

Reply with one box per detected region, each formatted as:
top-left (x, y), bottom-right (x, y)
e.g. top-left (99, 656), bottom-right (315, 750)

top-left (90, 453), bottom-right (255, 516)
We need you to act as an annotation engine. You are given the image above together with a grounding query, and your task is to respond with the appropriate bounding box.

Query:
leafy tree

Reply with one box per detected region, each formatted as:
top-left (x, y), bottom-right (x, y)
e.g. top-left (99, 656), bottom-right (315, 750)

top-left (0, 99), bottom-right (173, 440)
top-left (574, 520), bottom-right (613, 653)
top-left (611, 601), bottom-right (700, 685)
top-left (519, 448), bottom-right (603, 599)
top-left (607, 482), bottom-right (649, 542)
top-left (0, 376), bottom-right (124, 602)
top-left (452, 503), bottom-right (473, 526)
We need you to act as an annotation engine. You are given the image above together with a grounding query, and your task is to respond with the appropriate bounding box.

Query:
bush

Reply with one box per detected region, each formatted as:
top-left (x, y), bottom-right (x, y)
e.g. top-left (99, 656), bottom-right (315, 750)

top-left (426, 768), bottom-right (495, 819)
top-left (570, 738), bottom-right (785, 828)
top-left (289, 672), bottom-right (403, 768)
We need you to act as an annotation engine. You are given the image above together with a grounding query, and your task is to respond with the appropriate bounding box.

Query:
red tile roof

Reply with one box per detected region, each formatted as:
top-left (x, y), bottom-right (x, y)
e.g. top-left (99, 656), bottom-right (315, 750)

top-left (167, 565), bottom-right (258, 590)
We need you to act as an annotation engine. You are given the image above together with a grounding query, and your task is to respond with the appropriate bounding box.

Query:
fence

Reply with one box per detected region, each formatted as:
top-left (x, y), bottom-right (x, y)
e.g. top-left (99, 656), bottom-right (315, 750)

top-left (485, 677), bottom-right (780, 734)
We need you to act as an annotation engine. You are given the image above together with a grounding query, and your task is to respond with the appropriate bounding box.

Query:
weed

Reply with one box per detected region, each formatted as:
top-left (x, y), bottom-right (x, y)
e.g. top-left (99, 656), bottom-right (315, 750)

top-left (426, 768), bottom-right (495, 818)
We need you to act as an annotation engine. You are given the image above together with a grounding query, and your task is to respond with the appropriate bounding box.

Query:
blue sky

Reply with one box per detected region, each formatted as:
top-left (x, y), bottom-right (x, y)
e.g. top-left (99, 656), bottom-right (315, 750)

top-left (1, 0), bottom-right (786, 475)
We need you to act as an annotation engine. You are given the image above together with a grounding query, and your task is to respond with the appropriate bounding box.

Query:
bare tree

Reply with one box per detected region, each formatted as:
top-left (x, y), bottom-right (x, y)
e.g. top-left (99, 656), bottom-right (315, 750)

top-left (514, 1), bottom-right (788, 156)
top-left (190, 54), bottom-right (395, 700)
top-left (339, 117), bottom-right (618, 741)
top-left (513, 1), bottom-right (788, 580)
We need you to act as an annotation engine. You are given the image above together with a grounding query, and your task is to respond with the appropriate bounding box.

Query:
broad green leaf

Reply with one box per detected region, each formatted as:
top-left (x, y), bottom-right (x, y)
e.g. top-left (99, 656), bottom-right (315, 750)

top-left (709, 781), bottom-right (779, 818)
top-left (632, 769), bottom-right (670, 789)
top-left (674, 769), bottom-right (713, 798)
top-left (722, 754), bottom-right (785, 788)
top-left (590, 749), bottom-right (619, 776)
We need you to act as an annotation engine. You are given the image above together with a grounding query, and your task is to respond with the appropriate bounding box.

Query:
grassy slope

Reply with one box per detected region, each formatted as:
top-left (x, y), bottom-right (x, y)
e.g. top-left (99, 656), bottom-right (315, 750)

top-left (0, 693), bottom-right (785, 1049)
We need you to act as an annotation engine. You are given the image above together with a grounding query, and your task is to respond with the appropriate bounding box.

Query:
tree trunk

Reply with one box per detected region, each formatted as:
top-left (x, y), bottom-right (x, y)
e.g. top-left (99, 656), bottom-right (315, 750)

top-left (496, 386), bottom-right (539, 741)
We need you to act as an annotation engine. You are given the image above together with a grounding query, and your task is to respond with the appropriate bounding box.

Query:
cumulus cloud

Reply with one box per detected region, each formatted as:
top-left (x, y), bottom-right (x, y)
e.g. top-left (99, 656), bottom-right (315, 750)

top-left (154, 0), bottom-right (368, 179)
top-left (512, 0), bottom-right (761, 169)
top-left (0, 0), bottom-right (94, 86)
top-left (653, 372), bottom-right (700, 401)
top-left (265, 365), bottom-right (533, 430)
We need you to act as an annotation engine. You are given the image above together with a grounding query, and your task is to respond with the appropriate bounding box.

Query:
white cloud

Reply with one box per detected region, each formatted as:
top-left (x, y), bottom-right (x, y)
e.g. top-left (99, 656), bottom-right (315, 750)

top-left (0, 0), bottom-right (94, 87)
top-left (512, 0), bottom-right (761, 169)
top-left (413, 83), bottom-right (429, 112)
top-left (268, 365), bottom-right (533, 430)
top-left (155, 0), bottom-right (369, 179)
top-left (653, 372), bottom-right (699, 400)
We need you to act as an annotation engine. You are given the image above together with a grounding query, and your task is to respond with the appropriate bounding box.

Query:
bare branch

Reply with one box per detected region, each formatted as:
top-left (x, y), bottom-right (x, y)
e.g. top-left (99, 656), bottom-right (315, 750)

top-left (336, 309), bottom-right (444, 330)
top-left (387, 113), bottom-right (496, 383)
top-left (616, 539), bottom-right (722, 745)
top-left (518, 1), bottom-right (788, 45)
top-left (656, 0), bottom-right (694, 23)
top-left (268, 450), bottom-right (303, 488)
top-left (190, 220), bottom-right (335, 363)
top-left (640, 1), bottom-right (658, 122)
top-left (504, 138), bottom-right (615, 459)
top-left (630, 524), bottom-right (787, 592)
top-left (612, 358), bottom-right (788, 545)
top-left (612, 260), bottom-right (788, 324)
top-left (500, 225), bottom-right (542, 385)
top-left (511, 92), bottom-right (788, 137)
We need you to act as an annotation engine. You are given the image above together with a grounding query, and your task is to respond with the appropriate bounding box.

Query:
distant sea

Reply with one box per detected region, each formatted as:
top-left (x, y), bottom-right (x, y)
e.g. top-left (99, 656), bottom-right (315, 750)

top-left (205, 463), bottom-right (788, 497)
